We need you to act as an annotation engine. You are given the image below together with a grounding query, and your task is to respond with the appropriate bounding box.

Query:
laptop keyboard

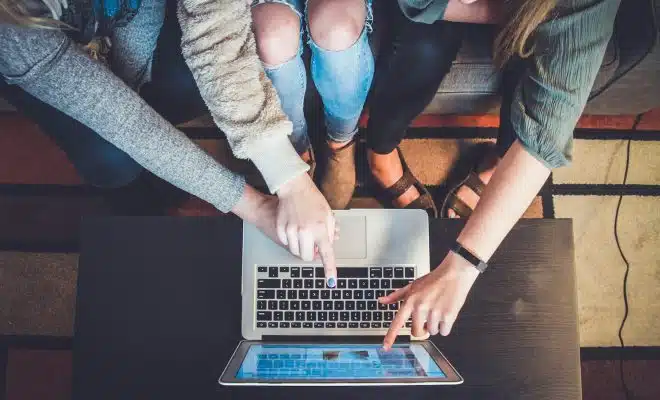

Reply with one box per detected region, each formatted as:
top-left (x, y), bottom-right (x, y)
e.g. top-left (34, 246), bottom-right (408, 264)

top-left (255, 265), bottom-right (414, 329)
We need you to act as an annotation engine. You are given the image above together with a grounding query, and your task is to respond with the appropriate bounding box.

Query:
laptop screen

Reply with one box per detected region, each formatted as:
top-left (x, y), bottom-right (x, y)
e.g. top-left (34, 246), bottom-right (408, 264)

top-left (236, 344), bottom-right (446, 380)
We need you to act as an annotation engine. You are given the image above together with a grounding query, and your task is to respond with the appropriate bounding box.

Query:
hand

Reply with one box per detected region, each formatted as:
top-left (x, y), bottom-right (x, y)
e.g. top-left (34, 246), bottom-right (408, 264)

top-left (380, 251), bottom-right (480, 349)
top-left (231, 184), bottom-right (283, 246)
top-left (276, 174), bottom-right (338, 287)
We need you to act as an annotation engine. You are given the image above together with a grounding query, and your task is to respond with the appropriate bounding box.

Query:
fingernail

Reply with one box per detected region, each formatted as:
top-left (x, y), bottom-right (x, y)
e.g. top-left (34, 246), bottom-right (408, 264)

top-left (327, 277), bottom-right (336, 288)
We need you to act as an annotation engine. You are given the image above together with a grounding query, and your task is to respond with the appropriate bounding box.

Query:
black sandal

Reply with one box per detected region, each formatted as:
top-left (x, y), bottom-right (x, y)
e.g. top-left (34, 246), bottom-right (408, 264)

top-left (375, 147), bottom-right (439, 218)
top-left (441, 146), bottom-right (499, 218)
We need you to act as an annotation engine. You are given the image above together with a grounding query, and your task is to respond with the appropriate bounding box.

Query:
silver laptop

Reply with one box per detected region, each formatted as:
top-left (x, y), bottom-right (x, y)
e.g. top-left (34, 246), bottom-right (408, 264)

top-left (220, 209), bottom-right (463, 386)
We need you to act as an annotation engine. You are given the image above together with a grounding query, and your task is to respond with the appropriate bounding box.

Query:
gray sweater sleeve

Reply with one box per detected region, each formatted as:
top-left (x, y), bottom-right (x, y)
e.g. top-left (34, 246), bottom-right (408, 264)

top-left (0, 24), bottom-right (246, 213)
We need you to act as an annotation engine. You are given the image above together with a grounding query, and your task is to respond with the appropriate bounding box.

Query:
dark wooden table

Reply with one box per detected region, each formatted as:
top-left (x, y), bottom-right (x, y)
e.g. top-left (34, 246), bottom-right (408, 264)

top-left (72, 216), bottom-right (580, 400)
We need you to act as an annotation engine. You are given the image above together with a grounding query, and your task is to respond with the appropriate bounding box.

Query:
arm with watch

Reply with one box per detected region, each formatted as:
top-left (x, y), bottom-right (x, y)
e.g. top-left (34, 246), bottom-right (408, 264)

top-left (381, 141), bottom-right (551, 349)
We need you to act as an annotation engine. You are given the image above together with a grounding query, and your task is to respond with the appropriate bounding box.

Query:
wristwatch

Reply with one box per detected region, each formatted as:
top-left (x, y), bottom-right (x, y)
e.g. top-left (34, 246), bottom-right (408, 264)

top-left (451, 242), bottom-right (488, 273)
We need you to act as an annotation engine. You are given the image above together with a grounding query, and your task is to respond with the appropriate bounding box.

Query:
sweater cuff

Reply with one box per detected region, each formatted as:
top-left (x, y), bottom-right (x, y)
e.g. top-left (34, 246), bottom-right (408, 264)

top-left (248, 135), bottom-right (310, 194)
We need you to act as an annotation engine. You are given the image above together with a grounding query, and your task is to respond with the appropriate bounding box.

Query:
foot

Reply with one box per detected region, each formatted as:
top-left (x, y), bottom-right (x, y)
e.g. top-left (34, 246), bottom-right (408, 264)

top-left (319, 140), bottom-right (356, 209)
top-left (368, 149), bottom-right (421, 208)
top-left (447, 154), bottom-right (499, 218)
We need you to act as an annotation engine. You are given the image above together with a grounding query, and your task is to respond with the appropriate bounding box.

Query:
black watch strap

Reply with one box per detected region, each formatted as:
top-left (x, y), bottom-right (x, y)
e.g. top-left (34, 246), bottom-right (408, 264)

top-left (451, 242), bottom-right (488, 273)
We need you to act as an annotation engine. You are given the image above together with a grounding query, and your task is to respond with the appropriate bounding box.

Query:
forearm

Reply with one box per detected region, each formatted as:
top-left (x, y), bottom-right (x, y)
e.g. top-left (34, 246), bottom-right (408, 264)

top-left (176, 0), bottom-right (308, 193)
top-left (456, 140), bottom-right (550, 262)
top-left (0, 25), bottom-right (245, 213)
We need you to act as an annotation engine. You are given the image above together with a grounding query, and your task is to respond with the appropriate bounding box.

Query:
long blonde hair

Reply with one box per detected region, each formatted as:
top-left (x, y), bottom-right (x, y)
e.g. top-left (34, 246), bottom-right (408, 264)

top-left (494, 0), bottom-right (558, 66)
top-left (0, 0), bottom-right (63, 28)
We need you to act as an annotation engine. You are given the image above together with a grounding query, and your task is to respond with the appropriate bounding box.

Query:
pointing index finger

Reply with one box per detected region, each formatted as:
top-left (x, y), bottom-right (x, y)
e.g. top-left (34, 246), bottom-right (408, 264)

top-left (317, 238), bottom-right (337, 288)
top-left (383, 303), bottom-right (413, 350)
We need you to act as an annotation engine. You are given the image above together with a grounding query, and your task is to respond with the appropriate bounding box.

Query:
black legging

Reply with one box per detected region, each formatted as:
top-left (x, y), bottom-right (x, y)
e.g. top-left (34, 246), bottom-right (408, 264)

top-left (366, 3), bottom-right (522, 157)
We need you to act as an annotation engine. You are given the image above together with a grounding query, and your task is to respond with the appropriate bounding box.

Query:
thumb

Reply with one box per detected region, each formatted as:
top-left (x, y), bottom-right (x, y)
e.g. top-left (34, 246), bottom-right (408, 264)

top-left (379, 285), bottom-right (410, 304)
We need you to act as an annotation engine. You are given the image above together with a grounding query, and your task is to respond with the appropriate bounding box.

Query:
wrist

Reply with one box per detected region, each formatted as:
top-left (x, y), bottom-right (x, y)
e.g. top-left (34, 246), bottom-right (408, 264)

top-left (276, 173), bottom-right (311, 198)
top-left (445, 250), bottom-right (481, 281)
top-left (231, 184), bottom-right (269, 224)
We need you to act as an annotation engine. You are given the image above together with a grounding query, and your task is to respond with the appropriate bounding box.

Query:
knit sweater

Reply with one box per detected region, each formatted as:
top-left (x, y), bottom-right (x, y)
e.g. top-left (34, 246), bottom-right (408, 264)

top-left (0, 0), bottom-right (308, 212)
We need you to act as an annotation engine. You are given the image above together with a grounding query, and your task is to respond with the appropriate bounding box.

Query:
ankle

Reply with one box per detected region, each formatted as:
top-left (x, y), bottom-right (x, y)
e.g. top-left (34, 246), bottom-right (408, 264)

top-left (367, 149), bottom-right (396, 172)
top-left (327, 139), bottom-right (352, 151)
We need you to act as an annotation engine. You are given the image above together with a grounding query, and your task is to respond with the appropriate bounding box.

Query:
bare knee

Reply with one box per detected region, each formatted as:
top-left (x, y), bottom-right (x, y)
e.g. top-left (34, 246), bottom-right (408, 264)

top-left (252, 3), bottom-right (301, 66)
top-left (307, 0), bottom-right (366, 51)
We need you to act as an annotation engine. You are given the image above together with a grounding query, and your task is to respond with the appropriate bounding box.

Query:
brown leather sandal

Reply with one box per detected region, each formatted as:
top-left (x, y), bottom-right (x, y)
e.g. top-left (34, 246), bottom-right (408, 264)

top-left (375, 147), bottom-right (438, 218)
top-left (441, 146), bottom-right (499, 218)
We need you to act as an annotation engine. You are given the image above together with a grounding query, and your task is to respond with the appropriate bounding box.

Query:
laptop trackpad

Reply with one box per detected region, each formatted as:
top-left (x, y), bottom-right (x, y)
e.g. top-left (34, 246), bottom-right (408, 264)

top-left (334, 216), bottom-right (367, 259)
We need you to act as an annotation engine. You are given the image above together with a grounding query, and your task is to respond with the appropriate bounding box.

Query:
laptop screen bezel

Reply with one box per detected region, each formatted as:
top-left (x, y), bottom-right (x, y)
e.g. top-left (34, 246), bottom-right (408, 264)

top-left (219, 340), bottom-right (463, 386)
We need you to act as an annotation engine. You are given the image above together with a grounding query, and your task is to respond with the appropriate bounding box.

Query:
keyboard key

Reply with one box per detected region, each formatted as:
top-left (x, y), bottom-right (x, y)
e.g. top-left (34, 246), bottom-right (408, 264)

top-left (368, 301), bottom-right (377, 310)
top-left (359, 279), bottom-right (369, 288)
top-left (299, 290), bottom-right (309, 299)
top-left (268, 322), bottom-right (278, 328)
top-left (365, 291), bottom-right (375, 300)
top-left (362, 311), bottom-right (371, 321)
top-left (285, 312), bottom-right (294, 321)
top-left (296, 311), bottom-right (305, 320)
top-left (381, 280), bottom-right (391, 289)
top-left (310, 301), bottom-right (321, 310)
top-left (291, 267), bottom-right (300, 278)
top-left (370, 268), bottom-right (382, 278)
top-left (276, 290), bottom-right (287, 300)
top-left (257, 311), bottom-right (271, 321)
top-left (405, 321), bottom-right (412, 328)
top-left (257, 301), bottom-right (267, 310)
top-left (291, 301), bottom-right (300, 310)
top-left (338, 267), bottom-right (369, 278)
top-left (315, 322), bottom-right (324, 329)
top-left (383, 322), bottom-right (391, 328)
top-left (378, 302), bottom-right (388, 310)
top-left (280, 322), bottom-right (290, 328)
top-left (394, 267), bottom-right (404, 278)
top-left (318, 312), bottom-right (328, 321)
top-left (370, 280), bottom-right (379, 289)
top-left (338, 322), bottom-right (348, 328)
top-left (348, 280), bottom-right (358, 289)
top-left (302, 268), bottom-right (314, 278)
top-left (384, 267), bottom-right (393, 278)
top-left (323, 301), bottom-right (333, 310)
top-left (349, 322), bottom-right (359, 328)
top-left (340, 312), bottom-right (350, 321)
top-left (389, 303), bottom-right (399, 310)
top-left (292, 322), bottom-right (302, 328)
top-left (351, 312), bottom-right (360, 321)
top-left (315, 267), bottom-right (325, 277)
top-left (307, 312), bottom-right (316, 321)
top-left (392, 279), bottom-right (409, 289)
top-left (308, 292), bottom-right (319, 301)
top-left (304, 280), bottom-right (314, 289)
top-left (405, 267), bottom-right (415, 278)
top-left (385, 311), bottom-right (394, 321)
top-left (354, 290), bottom-right (364, 300)
top-left (302, 301), bottom-right (311, 310)
top-left (288, 290), bottom-right (297, 299)
top-left (337, 279), bottom-right (347, 289)
top-left (332, 291), bottom-right (341, 300)
top-left (258, 266), bottom-right (268, 273)
top-left (360, 322), bottom-right (370, 329)
top-left (346, 301), bottom-right (356, 310)
top-left (315, 279), bottom-right (324, 289)
top-left (279, 300), bottom-right (288, 310)
top-left (268, 300), bottom-right (278, 310)
top-left (274, 311), bottom-right (283, 321)
top-left (283, 279), bottom-right (292, 289)
top-left (294, 279), bottom-right (303, 289)
top-left (371, 322), bottom-right (382, 329)
top-left (342, 290), bottom-right (352, 299)
top-left (334, 301), bottom-right (344, 310)
top-left (326, 322), bottom-right (336, 328)
top-left (257, 290), bottom-right (275, 299)
top-left (329, 312), bottom-right (339, 321)
top-left (303, 322), bottom-right (313, 328)
top-left (373, 312), bottom-right (383, 321)
top-left (257, 322), bottom-right (267, 328)
top-left (269, 267), bottom-right (278, 278)
top-left (357, 301), bottom-right (366, 310)
top-left (281, 266), bottom-right (290, 273)
top-left (321, 290), bottom-right (331, 299)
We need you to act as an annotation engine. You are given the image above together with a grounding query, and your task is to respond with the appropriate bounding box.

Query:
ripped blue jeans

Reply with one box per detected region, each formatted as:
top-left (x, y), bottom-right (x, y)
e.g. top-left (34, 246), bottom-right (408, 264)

top-left (252, 0), bottom-right (375, 154)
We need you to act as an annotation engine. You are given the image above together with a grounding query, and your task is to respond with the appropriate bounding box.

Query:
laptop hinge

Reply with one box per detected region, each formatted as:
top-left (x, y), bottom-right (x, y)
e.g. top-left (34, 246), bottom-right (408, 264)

top-left (261, 335), bottom-right (411, 344)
